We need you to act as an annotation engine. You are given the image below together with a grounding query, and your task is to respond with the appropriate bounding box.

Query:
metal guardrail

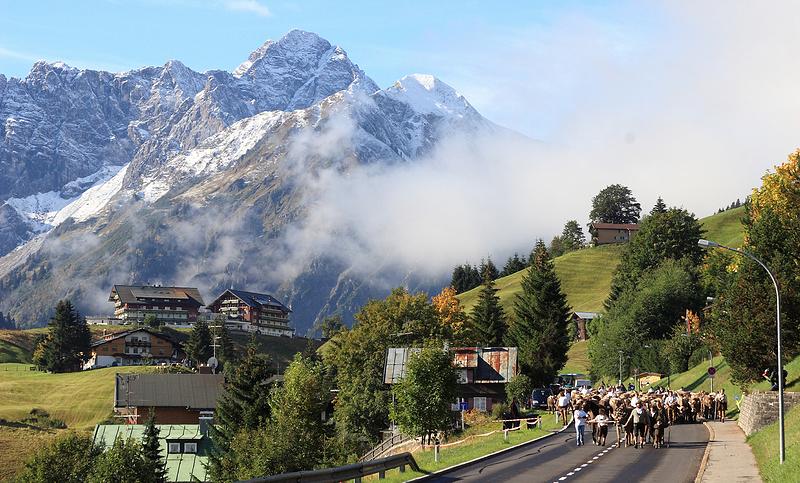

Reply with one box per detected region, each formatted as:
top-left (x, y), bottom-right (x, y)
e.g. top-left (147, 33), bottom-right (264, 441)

top-left (359, 433), bottom-right (411, 462)
top-left (238, 452), bottom-right (422, 483)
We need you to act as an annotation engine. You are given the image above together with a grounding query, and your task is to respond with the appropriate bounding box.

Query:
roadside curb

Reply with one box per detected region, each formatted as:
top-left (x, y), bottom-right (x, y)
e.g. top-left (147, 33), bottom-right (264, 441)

top-left (408, 422), bottom-right (572, 481)
top-left (694, 421), bottom-right (714, 483)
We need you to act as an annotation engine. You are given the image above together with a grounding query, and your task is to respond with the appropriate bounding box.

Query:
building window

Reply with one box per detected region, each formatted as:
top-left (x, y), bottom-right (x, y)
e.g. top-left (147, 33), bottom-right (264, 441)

top-left (184, 442), bottom-right (197, 453)
top-left (168, 442), bottom-right (181, 453)
top-left (474, 397), bottom-right (487, 412)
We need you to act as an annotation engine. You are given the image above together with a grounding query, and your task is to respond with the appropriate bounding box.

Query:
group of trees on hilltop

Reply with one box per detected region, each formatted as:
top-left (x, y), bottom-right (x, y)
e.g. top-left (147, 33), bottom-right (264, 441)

top-left (716, 197), bottom-right (747, 214)
top-left (451, 183), bottom-right (649, 291)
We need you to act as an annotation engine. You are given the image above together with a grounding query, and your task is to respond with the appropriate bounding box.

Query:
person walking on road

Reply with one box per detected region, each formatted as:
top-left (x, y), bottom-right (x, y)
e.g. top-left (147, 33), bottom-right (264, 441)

top-left (625, 401), bottom-right (650, 448)
top-left (591, 408), bottom-right (610, 446)
top-left (716, 389), bottom-right (728, 423)
top-left (574, 404), bottom-right (588, 446)
top-left (557, 391), bottom-right (570, 425)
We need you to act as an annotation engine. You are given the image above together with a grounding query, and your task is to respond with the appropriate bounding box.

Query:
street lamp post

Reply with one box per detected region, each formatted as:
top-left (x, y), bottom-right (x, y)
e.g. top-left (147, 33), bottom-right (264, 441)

top-left (618, 350), bottom-right (624, 387)
top-left (698, 238), bottom-right (784, 464)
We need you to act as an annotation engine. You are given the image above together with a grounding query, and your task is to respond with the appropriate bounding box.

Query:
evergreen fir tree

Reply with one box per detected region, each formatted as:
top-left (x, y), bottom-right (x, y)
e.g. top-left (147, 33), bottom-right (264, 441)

top-left (215, 320), bottom-right (237, 367)
top-left (209, 339), bottom-right (275, 481)
top-left (141, 412), bottom-right (167, 483)
top-left (561, 220), bottom-right (586, 252)
top-left (469, 276), bottom-right (506, 346)
top-left (506, 240), bottom-right (571, 386)
top-left (479, 257), bottom-right (500, 281)
top-left (38, 300), bottom-right (91, 372)
top-left (184, 321), bottom-right (213, 367)
top-left (501, 253), bottom-right (527, 276)
top-left (651, 196), bottom-right (667, 215)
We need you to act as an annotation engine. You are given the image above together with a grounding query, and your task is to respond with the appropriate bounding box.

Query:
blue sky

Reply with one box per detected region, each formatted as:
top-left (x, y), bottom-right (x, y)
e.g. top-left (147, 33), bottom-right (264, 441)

top-left (1, 1), bottom-right (798, 220)
top-left (0, 1), bottom-right (656, 137)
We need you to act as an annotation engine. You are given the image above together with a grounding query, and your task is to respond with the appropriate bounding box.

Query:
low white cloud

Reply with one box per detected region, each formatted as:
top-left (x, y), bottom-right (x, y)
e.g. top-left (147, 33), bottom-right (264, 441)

top-left (223, 0), bottom-right (271, 17)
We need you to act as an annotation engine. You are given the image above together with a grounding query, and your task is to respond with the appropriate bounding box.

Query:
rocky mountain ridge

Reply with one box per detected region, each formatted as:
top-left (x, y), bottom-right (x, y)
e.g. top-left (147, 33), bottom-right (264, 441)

top-left (0, 30), bottom-right (499, 333)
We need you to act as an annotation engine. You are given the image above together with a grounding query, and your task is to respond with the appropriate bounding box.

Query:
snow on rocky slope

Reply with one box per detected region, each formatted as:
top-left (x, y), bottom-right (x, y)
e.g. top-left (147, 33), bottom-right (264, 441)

top-left (0, 30), bottom-right (501, 331)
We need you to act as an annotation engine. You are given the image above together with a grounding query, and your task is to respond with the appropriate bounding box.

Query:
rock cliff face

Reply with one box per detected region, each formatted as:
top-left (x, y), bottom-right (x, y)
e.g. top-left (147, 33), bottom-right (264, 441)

top-left (0, 30), bottom-right (498, 333)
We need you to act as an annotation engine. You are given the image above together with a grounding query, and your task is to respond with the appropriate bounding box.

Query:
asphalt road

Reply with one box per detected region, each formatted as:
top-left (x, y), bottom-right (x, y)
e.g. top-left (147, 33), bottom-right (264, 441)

top-left (426, 423), bottom-right (709, 483)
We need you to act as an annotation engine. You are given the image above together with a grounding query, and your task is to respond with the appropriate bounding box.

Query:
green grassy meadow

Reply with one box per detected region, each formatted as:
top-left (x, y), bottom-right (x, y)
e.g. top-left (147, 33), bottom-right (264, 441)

top-left (0, 363), bottom-right (159, 430)
top-left (457, 208), bottom-right (746, 318)
top-left (458, 244), bottom-right (625, 315)
top-left (561, 340), bottom-right (590, 374)
top-left (700, 206), bottom-right (746, 248)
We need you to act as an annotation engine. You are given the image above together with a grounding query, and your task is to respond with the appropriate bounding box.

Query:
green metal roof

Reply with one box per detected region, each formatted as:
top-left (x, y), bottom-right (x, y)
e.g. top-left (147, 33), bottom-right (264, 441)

top-left (93, 424), bottom-right (209, 482)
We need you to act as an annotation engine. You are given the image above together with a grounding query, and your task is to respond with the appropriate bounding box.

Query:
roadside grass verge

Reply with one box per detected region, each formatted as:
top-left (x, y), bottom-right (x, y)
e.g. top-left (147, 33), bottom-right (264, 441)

top-left (376, 413), bottom-right (564, 482)
top-left (748, 403), bottom-right (800, 482)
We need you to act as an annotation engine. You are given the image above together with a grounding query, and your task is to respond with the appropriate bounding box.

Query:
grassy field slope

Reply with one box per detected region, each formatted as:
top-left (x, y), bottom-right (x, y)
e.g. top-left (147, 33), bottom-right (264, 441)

top-left (561, 340), bottom-right (590, 374)
top-left (700, 206), bottom-right (746, 248)
top-left (0, 339), bottom-right (31, 364)
top-left (0, 363), bottom-right (159, 430)
top-left (459, 244), bottom-right (625, 314)
top-left (457, 207), bottom-right (746, 318)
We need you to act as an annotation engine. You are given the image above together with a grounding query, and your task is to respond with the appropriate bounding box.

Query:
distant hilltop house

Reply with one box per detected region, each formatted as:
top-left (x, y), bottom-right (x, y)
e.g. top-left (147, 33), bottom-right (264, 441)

top-left (93, 423), bottom-right (211, 483)
top-left (590, 222), bottom-right (640, 245)
top-left (109, 285), bottom-right (205, 326)
top-left (115, 373), bottom-right (224, 424)
top-left (207, 288), bottom-right (294, 337)
top-left (571, 312), bottom-right (601, 341)
top-left (84, 328), bottom-right (182, 370)
top-left (385, 347), bottom-right (518, 412)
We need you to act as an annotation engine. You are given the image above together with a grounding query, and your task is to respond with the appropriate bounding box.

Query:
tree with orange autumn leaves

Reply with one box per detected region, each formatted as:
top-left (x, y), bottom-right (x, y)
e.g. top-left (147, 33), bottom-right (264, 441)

top-left (432, 286), bottom-right (475, 345)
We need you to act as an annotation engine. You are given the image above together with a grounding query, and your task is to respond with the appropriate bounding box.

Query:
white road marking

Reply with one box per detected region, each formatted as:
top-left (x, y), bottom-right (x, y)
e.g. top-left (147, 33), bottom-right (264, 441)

top-left (581, 463), bottom-right (588, 467)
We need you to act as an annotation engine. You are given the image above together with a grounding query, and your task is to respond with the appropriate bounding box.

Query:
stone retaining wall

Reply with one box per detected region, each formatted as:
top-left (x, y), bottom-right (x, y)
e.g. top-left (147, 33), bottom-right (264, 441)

top-left (738, 391), bottom-right (800, 436)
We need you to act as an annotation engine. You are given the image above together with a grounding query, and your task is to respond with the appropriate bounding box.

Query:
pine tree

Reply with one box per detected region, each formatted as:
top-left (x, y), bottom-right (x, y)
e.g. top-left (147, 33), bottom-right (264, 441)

top-left (501, 253), bottom-right (527, 277)
top-left (141, 413), bottom-right (167, 483)
top-left (185, 320), bottom-right (213, 367)
top-left (215, 320), bottom-right (237, 367)
top-left (479, 257), bottom-right (500, 281)
top-left (651, 196), bottom-right (667, 215)
top-left (561, 220), bottom-right (586, 252)
top-left (506, 240), bottom-right (571, 386)
top-left (469, 276), bottom-right (506, 346)
top-left (38, 300), bottom-right (91, 372)
top-left (209, 339), bottom-right (276, 481)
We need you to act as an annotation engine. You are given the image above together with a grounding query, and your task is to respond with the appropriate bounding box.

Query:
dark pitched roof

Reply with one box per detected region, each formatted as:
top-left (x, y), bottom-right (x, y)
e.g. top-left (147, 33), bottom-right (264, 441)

top-left (114, 373), bottom-right (225, 409)
top-left (91, 328), bottom-right (177, 348)
top-left (590, 223), bottom-right (640, 230)
top-left (214, 289), bottom-right (291, 313)
top-left (110, 285), bottom-right (205, 306)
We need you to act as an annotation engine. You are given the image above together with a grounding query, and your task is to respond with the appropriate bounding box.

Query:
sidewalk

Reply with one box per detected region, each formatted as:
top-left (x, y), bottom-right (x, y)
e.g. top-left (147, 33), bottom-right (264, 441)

top-left (699, 421), bottom-right (762, 482)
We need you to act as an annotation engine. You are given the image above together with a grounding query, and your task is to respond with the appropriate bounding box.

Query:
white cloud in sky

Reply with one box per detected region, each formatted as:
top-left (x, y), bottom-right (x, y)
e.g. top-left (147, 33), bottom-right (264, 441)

top-left (222, 0), bottom-right (271, 17)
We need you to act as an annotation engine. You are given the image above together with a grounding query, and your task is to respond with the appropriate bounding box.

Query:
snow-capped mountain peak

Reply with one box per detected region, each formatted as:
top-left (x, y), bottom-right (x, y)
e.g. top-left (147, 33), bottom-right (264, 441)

top-left (383, 73), bottom-right (476, 117)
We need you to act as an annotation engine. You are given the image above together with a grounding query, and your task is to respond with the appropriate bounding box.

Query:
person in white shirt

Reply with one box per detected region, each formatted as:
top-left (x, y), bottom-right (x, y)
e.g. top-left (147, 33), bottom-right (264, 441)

top-left (591, 408), bottom-right (610, 446)
top-left (574, 405), bottom-right (588, 446)
top-left (557, 392), bottom-right (570, 424)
